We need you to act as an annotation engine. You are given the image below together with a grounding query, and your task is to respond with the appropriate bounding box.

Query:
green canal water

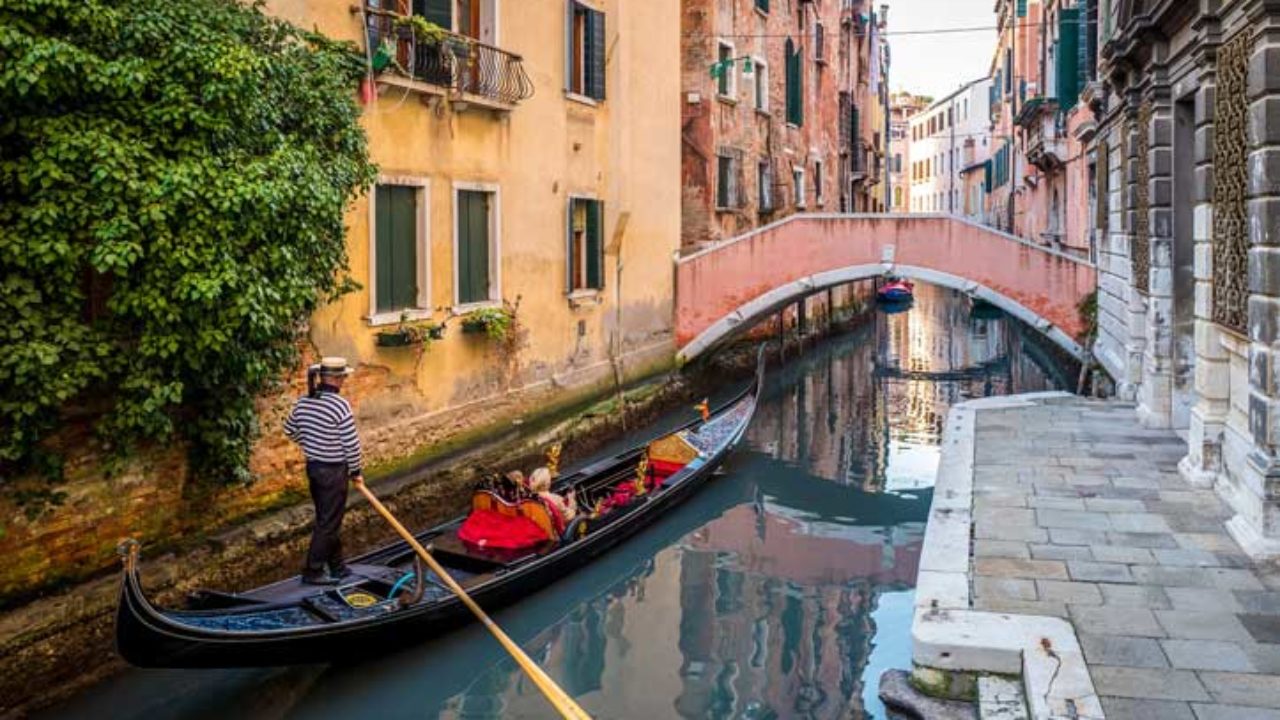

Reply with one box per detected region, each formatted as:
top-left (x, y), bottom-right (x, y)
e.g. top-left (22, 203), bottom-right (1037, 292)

top-left (47, 284), bottom-right (1071, 719)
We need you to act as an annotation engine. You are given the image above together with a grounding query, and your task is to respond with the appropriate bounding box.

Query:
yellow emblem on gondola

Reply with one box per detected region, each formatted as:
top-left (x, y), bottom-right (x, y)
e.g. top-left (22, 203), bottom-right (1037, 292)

top-left (344, 591), bottom-right (379, 608)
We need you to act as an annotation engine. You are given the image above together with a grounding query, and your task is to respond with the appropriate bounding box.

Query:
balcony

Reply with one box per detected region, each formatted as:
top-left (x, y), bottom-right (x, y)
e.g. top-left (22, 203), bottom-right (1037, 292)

top-left (365, 9), bottom-right (534, 110)
top-left (1015, 97), bottom-right (1066, 170)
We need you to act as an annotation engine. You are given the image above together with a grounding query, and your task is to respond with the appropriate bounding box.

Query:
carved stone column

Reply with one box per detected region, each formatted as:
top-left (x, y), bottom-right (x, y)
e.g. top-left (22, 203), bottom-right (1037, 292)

top-left (1182, 13), bottom-right (1229, 487)
top-left (1138, 73), bottom-right (1178, 428)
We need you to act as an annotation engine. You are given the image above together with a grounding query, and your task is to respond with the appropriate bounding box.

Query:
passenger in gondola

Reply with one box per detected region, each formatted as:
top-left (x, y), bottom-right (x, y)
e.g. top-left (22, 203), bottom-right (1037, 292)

top-left (284, 357), bottom-right (363, 586)
top-left (528, 467), bottom-right (577, 523)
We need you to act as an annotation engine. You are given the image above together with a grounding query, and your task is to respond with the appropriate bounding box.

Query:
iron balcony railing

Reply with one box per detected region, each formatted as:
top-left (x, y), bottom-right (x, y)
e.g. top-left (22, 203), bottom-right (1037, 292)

top-left (365, 9), bottom-right (534, 107)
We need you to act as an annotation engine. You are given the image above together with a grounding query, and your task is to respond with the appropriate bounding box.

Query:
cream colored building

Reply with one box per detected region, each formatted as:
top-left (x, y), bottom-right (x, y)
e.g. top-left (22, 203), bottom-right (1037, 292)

top-left (266, 0), bottom-right (681, 468)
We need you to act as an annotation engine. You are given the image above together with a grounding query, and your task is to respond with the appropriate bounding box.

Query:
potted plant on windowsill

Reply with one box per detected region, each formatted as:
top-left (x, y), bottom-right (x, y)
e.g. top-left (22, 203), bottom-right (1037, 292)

top-left (376, 312), bottom-right (446, 347)
top-left (459, 305), bottom-right (514, 339)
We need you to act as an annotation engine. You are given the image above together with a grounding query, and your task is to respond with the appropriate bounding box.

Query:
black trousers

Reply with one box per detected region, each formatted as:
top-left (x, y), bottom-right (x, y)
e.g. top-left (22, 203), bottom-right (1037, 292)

top-left (305, 461), bottom-right (349, 574)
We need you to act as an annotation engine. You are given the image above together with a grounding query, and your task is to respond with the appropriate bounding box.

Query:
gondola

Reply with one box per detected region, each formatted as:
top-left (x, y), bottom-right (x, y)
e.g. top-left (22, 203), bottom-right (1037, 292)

top-left (116, 348), bottom-right (766, 668)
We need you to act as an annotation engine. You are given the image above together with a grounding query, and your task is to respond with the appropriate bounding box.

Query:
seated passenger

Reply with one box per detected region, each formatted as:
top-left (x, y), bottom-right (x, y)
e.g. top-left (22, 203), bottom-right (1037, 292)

top-left (528, 467), bottom-right (577, 523)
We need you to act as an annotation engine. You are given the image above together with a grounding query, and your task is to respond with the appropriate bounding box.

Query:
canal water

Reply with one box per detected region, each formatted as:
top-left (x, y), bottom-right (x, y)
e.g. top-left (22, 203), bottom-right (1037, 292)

top-left (47, 284), bottom-right (1071, 720)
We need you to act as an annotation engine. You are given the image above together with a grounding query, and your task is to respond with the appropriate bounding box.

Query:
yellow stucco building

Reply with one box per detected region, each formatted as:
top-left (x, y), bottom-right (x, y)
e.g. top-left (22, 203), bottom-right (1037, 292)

top-left (265, 0), bottom-right (681, 466)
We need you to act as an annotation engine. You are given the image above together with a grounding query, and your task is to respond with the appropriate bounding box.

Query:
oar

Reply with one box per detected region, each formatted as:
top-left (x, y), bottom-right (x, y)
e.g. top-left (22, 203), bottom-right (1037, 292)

top-left (352, 478), bottom-right (591, 720)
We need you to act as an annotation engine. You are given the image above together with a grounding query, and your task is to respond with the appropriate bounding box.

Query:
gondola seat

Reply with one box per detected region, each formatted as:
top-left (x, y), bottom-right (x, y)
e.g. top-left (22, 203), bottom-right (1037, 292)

top-left (459, 490), bottom-right (567, 550)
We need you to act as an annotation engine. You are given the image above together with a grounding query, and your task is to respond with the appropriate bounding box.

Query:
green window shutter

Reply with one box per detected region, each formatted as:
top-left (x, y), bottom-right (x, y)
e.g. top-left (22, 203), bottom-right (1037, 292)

top-left (375, 185), bottom-right (418, 313)
top-left (586, 9), bottom-right (606, 100)
top-left (586, 200), bottom-right (603, 289)
top-left (1057, 8), bottom-right (1081, 108)
top-left (413, 0), bottom-right (452, 30)
top-left (565, 198), bottom-right (575, 293)
top-left (785, 39), bottom-right (802, 125)
top-left (983, 160), bottom-right (994, 194)
top-left (1016, 0), bottom-right (1027, 17)
top-left (756, 0), bottom-right (769, 12)
top-left (457, 190), bottom-right (490, 304)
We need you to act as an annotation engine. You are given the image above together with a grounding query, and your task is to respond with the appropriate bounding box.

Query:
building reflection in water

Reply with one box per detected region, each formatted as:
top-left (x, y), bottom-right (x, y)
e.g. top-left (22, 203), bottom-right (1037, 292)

top-left (434, 285), bottom-right (1068, 720)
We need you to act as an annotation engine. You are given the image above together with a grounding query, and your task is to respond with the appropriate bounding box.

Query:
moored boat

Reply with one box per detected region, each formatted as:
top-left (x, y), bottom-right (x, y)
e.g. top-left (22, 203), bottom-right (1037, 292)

top-left (877, 279), bottom-right (915, 303)
top-left (115, 348), bottom-right (765, 668)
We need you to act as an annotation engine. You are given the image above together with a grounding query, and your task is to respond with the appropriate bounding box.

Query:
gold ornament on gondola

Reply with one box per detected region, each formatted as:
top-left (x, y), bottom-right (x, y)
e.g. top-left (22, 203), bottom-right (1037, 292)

top-left (634, 454), bottom-right (650, 496)
top-left (694, 399), bottom-right (710, 422)
top-left (546, 443), bottom-right (562, 478)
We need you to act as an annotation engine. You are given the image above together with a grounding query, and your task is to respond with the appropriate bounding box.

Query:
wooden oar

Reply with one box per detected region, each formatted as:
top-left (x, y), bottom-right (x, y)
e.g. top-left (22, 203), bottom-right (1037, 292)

top-left (352, 478), bottom-right (591, 720)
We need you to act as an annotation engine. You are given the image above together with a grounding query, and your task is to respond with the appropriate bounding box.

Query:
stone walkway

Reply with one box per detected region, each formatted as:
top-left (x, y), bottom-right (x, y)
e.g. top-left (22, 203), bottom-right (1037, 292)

top-left (970, 397), bottom-right (1280, 719)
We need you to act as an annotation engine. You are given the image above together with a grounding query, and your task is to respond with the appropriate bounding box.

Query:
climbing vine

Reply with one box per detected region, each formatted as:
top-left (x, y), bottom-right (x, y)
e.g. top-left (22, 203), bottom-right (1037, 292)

top-left (0, 0), bottom-right (376, 503)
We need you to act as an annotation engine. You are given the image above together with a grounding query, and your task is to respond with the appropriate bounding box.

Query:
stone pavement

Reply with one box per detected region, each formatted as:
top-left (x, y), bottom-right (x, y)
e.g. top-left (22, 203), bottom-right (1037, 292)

top-left (970, 397), bottom-right (1280, 720)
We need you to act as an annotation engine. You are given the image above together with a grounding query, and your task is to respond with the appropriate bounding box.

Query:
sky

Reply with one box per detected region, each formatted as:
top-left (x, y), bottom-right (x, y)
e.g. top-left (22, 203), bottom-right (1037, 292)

top-left (885, 0), bottom-right (998, 101)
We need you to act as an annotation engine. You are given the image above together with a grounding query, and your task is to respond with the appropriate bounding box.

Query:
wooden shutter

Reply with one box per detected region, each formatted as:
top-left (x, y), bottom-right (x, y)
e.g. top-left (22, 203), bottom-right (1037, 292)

top-left (375, 185), bottom-right (418, 313)
top-left (1056, 8), bottom-right (1081, 108)
top-left (413, 0), bottom-right (452, 29)
top-left (565, 198), bottom-right (575, 292)
top-left (586, 8), bottom-right (606, 100)
top-left (785, 40), bottom-right (801, 125)
top-left (586, 200), bottom-right (603, 289)
top-left (1096, 140), bottom-right (1109, 231)
top-left (457, 190), bottom-right (490, 304)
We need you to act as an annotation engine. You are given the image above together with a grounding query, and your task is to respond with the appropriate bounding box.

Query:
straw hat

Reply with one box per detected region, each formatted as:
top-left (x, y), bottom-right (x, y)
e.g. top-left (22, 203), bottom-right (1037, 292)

top-left (318, 357), bottom-right (355, 377)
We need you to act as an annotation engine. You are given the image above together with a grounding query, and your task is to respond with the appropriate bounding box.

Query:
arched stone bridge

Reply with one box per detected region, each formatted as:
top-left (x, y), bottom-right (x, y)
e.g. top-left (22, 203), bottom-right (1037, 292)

top-left (675, 214), bottom-right (1097, 362)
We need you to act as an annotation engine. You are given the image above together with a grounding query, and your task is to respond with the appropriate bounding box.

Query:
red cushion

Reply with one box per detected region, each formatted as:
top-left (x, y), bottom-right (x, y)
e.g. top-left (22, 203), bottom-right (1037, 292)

top-left (649, 459), bottom-right (686, 481)
top-left (458, 508), bottom-right (551, 549)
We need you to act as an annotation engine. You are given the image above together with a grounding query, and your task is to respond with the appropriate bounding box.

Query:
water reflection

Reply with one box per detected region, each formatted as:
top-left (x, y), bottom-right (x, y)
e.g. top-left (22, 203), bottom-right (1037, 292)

top-left (46, 284), bottom-right (1067, 720)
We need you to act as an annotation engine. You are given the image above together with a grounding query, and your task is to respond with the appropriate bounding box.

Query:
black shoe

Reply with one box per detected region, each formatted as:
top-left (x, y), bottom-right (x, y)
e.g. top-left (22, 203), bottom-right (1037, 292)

top-left (301, 572), bottom-right (341, 586)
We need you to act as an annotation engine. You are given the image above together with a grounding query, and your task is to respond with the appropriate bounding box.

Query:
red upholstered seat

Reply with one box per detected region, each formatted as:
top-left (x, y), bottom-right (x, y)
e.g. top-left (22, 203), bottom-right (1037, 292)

top-left (458, 508), bottom-right (551, 549)
top-left (648, 459), bottom-right (686, 482)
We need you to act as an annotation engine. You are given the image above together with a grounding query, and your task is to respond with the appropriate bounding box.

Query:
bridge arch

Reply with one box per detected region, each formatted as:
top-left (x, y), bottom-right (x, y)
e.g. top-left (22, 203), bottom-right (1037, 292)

top-left (675, 214), bottom-right (1095, 363)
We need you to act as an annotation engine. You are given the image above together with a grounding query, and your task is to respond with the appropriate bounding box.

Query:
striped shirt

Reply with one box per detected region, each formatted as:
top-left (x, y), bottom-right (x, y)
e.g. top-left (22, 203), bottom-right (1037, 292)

top-left (284, 386), bottom-right (363, 476)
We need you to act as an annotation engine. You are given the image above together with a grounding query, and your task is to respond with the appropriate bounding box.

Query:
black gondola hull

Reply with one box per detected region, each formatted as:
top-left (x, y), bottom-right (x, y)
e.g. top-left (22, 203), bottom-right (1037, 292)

top-left (116, 351), bottom-right (763, 668)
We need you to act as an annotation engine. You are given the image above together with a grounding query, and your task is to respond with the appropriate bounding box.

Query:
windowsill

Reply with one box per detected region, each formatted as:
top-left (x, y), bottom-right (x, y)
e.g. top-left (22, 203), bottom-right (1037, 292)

top-left (754, 7), bottom-right (768, 19)
top-left (567, 289), bottom-right (603, 307)
top-left (366, 308), bottom-right (433, 327)
top-left (716, 94), bottom-right (738, 106)
top-left (815, 198), bottom-right (825, 207)
top-left (565, 91), bottom-right (600, 108)
top-left (754, 107), bottom-right (770, 117)
top-left (451, 300), bottom-right (501, 315)
top-left (786, 122), bottom-right (801, 130)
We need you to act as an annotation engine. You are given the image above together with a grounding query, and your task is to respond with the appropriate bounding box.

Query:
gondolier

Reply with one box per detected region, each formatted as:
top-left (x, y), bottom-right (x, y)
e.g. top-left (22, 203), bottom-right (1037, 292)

top-left (284, 357), bottom-right (363, 585)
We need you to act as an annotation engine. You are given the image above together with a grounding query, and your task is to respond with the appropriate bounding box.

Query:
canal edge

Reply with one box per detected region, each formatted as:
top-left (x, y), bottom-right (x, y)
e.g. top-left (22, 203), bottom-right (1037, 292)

top-left (906, 391), bottom-right (1105, 720)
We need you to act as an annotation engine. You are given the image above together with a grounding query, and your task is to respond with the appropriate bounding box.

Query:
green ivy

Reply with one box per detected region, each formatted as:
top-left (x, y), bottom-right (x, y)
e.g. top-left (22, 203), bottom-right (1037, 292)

top-left (0, 0), bottom-right (376, 501)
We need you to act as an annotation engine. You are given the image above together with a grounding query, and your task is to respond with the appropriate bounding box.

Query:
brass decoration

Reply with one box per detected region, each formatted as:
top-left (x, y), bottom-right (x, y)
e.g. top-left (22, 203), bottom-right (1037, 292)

top-left (634, 454), bottom-right (650, 496)
top-left (545, 443), bottom-right (562, 478)
top-left (1212, 30), bottom-right (1252, 335)
top-left (1132, 102), bottom-right (1152, 293)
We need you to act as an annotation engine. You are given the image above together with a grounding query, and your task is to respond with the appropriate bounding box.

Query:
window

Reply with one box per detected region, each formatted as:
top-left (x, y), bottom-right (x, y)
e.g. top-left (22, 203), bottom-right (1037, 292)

top-left (758, 160), bottom-right (774, 211)
top-left (371, 180), bottom-right (429, 320)
top-left (566, 197), bottom-right (603, 292)
top-left (716, 153), bottom-right (741, 209)
top-left (793, 167), bottom-right (806, 208)
top-left (454, 185), bottom-right (499, 306)
top-left (814, 160), bottom-right (824, 205)
top-left (813, 22), bottom-right (825, 63)
top-left (753, 58), bottom-right (768, 111)
top-left (785, 38), bottom-right (802, 125)
top-left (717, 41), bottom-right (735, 98)
top-left (893, 154), bottom-right (902, 173)
top-left (755, 0), bottom-right (768, 12)
top-left (567, 1), bottom-right (606, 101)
top-left (894, 187), bottom-right (903, 207)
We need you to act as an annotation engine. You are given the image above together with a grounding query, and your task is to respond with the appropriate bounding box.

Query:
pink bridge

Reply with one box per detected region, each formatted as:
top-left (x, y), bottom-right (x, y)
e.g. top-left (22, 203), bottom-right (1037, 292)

top-left (675, 214), bottom-right (1097, 362)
